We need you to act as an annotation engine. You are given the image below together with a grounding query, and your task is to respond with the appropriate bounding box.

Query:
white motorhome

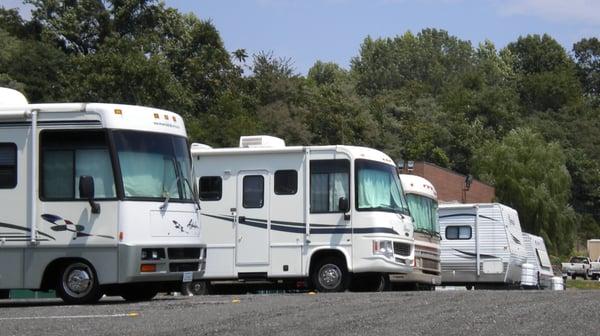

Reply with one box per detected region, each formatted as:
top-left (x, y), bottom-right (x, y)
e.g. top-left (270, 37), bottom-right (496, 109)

top-left (0, 88), bottom-right (205, 303)
top-left (392, 174), bottom-right (441, 288)
top-left (191, 136), bottom-right (414, 292)
top-left (521, 233), bottom-right (553, 288)
top-left (439, 203), bottom-right (527, 289)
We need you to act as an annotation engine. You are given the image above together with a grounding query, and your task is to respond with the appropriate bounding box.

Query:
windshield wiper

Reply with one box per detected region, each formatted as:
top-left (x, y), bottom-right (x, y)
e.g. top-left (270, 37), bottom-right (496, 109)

top-left (183, 177), bottom-right (201, 211)
top-left (160, 175), bottom-right (181, 211)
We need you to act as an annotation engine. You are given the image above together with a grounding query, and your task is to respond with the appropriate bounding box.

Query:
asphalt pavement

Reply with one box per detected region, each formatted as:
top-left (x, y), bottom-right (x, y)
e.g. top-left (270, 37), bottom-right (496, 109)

top-left (1, 290), bottom-right (598, 336)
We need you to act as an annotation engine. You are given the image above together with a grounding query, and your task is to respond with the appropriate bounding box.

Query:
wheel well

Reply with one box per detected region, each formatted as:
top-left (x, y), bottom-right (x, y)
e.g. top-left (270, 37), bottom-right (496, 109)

top-left (40, 257), bottom-right (94, 291)
top-left (309, 249), bottom-right (348, 277)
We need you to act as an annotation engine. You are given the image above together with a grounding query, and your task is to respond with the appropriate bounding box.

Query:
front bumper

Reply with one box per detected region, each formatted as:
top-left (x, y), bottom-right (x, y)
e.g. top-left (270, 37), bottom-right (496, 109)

top-left (390, 271), bottom-right (441, 285)
top-left (118, 244), bottom-right (206, 283)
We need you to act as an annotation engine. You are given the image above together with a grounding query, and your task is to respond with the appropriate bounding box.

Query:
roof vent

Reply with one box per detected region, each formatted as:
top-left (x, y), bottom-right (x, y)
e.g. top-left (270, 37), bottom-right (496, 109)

top-left (191, 143), bottom-right (213, 150)
top-left (239, 135), bottom-right (285, 148)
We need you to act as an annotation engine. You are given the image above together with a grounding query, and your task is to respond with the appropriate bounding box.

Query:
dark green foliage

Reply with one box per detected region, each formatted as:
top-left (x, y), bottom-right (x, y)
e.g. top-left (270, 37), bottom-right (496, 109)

top-left (1, 1), bottom-right (599, 255)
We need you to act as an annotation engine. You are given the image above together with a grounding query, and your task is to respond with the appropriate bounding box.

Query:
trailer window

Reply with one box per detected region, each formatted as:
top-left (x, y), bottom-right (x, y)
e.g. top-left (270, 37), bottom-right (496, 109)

top-left (0, 143), bottom-right (17, 189)
top-left (446, 226), bottom-right (472, 240)
top-left (41, 131), bottom-right (116, 200)
top-left (274, 170), bottom-right (297, 195)
top-left (310, 160), bottom-right (350, 213)
top-left (243, 175), bottom-right (264, 208)
top-left (199, 176), bottom-right (222, 201)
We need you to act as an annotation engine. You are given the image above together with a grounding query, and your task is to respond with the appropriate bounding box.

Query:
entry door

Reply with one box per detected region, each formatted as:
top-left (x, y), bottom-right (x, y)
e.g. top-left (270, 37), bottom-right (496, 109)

top-left (236, 170), bottom-right (269, 265)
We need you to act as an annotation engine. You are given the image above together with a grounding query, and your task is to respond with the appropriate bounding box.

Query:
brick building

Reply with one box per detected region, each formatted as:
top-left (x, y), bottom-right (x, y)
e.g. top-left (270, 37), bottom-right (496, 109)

top-left (399, 161), bottom-right (495, 203)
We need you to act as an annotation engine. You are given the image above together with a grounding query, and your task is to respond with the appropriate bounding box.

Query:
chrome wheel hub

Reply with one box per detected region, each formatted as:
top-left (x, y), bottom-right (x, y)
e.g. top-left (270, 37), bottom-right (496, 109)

top-left (63, 265), bottom-right (93, 298)
top-left (319, 264), bottom-right (342, 289)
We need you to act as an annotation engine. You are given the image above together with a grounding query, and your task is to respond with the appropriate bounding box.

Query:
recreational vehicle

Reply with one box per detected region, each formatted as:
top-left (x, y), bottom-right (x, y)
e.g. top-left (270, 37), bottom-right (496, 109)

top-left (439, 203), bottom-right (526, 288)
top-left (191, 136), bottom-right (414, 292)
top-left (0, 88), bottom-right (205, 303)
top-left (521, 233), bottom-right (553, 288)
top-left (391, 174), bottom-right (441, 289)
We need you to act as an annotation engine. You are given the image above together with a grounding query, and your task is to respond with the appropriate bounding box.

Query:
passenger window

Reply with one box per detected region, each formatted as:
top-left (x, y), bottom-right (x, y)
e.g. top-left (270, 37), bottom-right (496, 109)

top-left (243, 175), bottom-right (264, 208)
top-left (446, 226), bottom-right (472, 240)
top-left (0, 143), bottom-right (17, 189)
top-left (199, 176), bottom-right (222, 201)
top-left (310, 160), bottom-right (350, 213)
top-left (274, 170), bottom-right (297, 195)
top-left (41, 131), bottom-right (116, 200)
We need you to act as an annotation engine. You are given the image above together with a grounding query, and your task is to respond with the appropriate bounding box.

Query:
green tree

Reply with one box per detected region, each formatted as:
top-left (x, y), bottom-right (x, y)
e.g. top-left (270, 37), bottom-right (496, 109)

top-left (573, 37), bottom-right (600, 100)
top-left (473, 128), bottom-right (575, 255)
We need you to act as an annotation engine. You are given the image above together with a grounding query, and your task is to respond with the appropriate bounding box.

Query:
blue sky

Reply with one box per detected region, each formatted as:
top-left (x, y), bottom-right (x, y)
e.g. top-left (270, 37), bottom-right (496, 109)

top-left (4, 0), bottom-right (600, 74)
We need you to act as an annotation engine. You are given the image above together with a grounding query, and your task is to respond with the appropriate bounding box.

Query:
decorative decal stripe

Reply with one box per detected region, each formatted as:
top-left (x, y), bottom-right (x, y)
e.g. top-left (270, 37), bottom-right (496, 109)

top-left (201, 213), bottom-right (400, 235)
top-left (453, 248), bottom-right (499, 259)
top-left (41, 214), bottom-right (115, 240)
top-left (0, 222), bottom-right (55, 240)
top-left (439, 213), bottom-right (497, 221)
top-left (0, 120), bottom-right (101, 128)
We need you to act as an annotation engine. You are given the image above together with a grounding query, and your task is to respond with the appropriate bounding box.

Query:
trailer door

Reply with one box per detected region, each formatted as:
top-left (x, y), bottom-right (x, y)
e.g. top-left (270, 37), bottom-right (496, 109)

top-left (236, 170), bottom-right (270, 265)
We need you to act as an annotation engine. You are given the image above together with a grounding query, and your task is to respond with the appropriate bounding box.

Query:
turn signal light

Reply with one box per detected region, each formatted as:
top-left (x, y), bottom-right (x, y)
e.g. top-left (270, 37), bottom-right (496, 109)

top-left (140, 264), bottom-right (156, 272)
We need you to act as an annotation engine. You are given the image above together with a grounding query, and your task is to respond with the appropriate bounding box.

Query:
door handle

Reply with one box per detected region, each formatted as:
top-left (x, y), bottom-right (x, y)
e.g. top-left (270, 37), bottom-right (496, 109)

top-left (239, 216), bottom-right (246, 223)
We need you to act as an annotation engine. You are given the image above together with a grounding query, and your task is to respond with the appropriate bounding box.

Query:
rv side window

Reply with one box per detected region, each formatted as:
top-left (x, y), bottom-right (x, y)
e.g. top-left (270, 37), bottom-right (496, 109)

top-left (199, 176), bottom-right (222, 201)
top-left (243, 175), bottom-right (264, 208)
top-left (310, 159), bottom-right (350, 213)
top-left (274, 170), bottom-right (298, 195)
top-left (446, 226), bottom-right (472, 240)
top-left (41, 130), bottom-right (116, 200)
top-left (0, 143), bottom-right (17, 189)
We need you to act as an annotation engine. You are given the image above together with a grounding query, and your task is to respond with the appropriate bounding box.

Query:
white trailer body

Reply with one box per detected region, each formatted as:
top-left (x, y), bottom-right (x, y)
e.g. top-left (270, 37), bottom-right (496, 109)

top-left (392, 174), bottom-right (441, 287)
top-left (522, 232), bottom-right (554, 288)
top-left (191, 136), bottom-right (414, 291)
top-left (439, 203), bottom-right (527, 287)
top-left (0, 89), bottom-right (205, 303)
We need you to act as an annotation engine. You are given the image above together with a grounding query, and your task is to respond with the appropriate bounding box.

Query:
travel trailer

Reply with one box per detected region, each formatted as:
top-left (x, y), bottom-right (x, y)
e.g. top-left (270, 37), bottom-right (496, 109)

top-left (0, 88), bottom-right (205, 303)
top-left (439, 203), bottom-right (526, 288)
top-left (521, 233), bottom-right (553, 288)
top-left (191, 136), bottom-right (414, 292)
top-left (392, 174), bottom-right (441, 289)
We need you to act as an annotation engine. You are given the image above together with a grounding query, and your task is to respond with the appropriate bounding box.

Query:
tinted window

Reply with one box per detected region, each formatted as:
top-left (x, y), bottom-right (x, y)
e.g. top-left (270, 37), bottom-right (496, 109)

top-left (0, 143), bottom-right (17, 189)
top-left (274, 170), bottom-right (297, 195)
top-left (243, 175), bottom-right (264, 208)
top-left (310, 160), bottom-right (349, 213)
top-left (446, 226), bottom-right (472, 240)
top-left (41, 131), bottom-right (116, 200)
top-left (199, 176), bottom-right (222, 201)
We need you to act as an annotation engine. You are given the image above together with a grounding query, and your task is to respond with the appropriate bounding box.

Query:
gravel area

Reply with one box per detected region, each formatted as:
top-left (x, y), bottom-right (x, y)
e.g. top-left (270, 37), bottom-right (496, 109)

top-left (1, 290), bottom-right (599, 336)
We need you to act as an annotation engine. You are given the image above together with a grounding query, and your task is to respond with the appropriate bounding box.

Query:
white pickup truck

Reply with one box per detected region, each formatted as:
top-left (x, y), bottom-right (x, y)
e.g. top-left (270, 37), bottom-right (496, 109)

top-left (589, 257), bottom-right (600, 280)
top-left (562, 256), bottom-right (592, 280)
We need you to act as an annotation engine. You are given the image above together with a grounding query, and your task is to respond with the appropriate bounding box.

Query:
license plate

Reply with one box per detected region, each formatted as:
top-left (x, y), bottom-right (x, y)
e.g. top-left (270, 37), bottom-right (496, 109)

top-left (183, 271), bottom-right (193, 283)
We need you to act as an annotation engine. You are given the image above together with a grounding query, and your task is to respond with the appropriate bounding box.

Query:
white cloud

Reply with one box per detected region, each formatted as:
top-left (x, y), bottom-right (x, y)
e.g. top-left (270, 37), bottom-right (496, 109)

top-left (497, 0), bottom-right (600, 26)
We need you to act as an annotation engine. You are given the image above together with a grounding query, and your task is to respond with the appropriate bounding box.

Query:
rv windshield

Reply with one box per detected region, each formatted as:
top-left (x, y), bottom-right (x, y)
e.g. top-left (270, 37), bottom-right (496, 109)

top-left (356, 159), bottom-right (409, 214)
top-left (406, 194), bottom-right (439, 234)
top-left (112, 130), bottom-right (193, 202)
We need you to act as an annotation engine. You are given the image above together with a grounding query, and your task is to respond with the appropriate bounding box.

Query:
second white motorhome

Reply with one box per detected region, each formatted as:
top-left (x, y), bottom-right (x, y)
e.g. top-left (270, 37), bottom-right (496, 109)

top-left (439, 203), bottom-right (527, 289)
top-left (191, 136), bottom-right (414, 292)
top-left (392, 174), bottom-right (441, 289)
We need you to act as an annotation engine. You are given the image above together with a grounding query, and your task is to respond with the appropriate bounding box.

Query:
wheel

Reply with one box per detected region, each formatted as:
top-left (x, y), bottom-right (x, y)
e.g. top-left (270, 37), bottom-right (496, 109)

top-left (583, 273), bottom-right (588, 280)
top-left (121, 286), bottom-right (158, 302)
top-left (311, 257), bottom-right (349, 292)
top-left (466, 284), bottom-right (473, 290)
top-left (571, 274), bottom-right (576, 280)
top-left (56, 261), bottom-right (103, 304)
top-left (368, 273), bottom-right (390, 292)
top-left (181, 281), bottom-right (212, 296)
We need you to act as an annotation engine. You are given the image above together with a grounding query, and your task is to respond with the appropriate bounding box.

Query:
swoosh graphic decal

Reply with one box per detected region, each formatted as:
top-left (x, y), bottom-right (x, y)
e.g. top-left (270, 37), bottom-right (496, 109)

top-left (453, 248), bottom-right (499, 259)
top-left (0, 222), bottom-right (55, 240)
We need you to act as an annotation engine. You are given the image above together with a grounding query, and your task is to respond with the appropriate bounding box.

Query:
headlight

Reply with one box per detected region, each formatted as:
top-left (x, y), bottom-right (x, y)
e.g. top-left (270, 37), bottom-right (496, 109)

top-left (373, 240), bottom-right (394, 259)
top-left (141, 248), bottom-right (165, 260)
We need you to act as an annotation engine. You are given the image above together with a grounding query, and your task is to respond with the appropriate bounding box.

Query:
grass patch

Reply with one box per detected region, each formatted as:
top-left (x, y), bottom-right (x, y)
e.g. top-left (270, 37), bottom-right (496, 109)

top-left (567, 278), bottom-right (600, 290)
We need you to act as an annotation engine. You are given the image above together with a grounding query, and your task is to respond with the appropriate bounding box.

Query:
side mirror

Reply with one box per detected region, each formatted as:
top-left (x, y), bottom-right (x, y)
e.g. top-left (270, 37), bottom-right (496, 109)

top-left (79, 175), bottom-right (101, 214)
top-left (338, 197), bottom-right (350, 213)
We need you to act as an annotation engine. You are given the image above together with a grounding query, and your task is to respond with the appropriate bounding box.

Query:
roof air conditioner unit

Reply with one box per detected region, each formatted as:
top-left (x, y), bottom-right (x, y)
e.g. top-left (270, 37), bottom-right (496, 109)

top-left (239, 135), bottom-right (286, 148)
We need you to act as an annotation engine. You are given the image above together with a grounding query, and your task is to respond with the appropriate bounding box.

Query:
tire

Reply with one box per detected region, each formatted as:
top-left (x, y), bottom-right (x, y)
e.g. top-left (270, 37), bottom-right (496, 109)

top-left (571, 274), bottom-right (577, 280)
top-left (311, 257), bottom-right (349, 292)
top-left (583, 273), bottom-right (588, 280)
top-left (368, 273), bottom-right (390, 292)
top-left (56, 261), bottom-right (103, 304)
top-left (181, 281), bottom-right (211, 296)
top-left (121, 286), bottom-right (158, 302)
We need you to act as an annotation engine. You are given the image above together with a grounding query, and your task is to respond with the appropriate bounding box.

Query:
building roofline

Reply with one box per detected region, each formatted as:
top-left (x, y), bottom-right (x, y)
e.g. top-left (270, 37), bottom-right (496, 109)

top-left (420, 161), bottom-right (495, 189)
